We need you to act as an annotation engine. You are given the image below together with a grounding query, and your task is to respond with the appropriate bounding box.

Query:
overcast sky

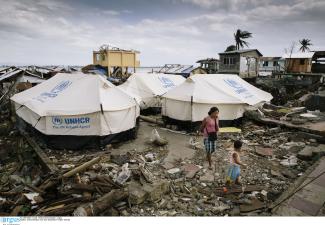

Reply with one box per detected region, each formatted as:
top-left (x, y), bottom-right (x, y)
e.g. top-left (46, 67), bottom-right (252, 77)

top-left (0, 0), bottom-right (324, 66)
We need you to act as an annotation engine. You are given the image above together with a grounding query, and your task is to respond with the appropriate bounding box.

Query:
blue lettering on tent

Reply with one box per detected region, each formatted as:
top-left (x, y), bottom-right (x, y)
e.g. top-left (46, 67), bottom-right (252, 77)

top-left (34, 80), bottom-right (72, 102)
top-left (51, 116), bottom-right (90, 129)
top-left (64, 117), bottom-right (90, 124)
top-left (223, 78), bottom-right (253, 98)
top-left (158, 77), bottom-right (175, 88)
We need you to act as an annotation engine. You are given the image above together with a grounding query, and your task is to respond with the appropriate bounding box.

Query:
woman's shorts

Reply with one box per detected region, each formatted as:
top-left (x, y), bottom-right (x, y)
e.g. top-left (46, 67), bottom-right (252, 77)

top-left (204, 138), bottom-right (217, 154)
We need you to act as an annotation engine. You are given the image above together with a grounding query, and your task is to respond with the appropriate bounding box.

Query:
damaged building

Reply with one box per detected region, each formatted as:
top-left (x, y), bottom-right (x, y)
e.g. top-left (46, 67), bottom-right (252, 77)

top-left (218, 49), bottom-right (262, 79)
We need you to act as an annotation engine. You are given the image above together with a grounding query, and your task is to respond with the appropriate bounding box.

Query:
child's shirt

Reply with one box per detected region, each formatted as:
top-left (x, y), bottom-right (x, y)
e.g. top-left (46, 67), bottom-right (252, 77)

top-left (229, 150), bottom-right (240, 166)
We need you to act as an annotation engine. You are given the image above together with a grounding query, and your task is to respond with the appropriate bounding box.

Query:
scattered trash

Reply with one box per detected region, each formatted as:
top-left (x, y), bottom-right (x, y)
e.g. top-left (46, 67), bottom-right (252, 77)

top-left (150, 129), bottom-right (168, 146)
top-left (0, 75), bottom-right (324, 217)
top-left (115, 163), bottom-right (131, 185)
top-left (280, 155), bottom-right (298, 166)
top-left (61, 164), bottom-right (75, 169)
top-left (24, 193), bottom-right (41, 204)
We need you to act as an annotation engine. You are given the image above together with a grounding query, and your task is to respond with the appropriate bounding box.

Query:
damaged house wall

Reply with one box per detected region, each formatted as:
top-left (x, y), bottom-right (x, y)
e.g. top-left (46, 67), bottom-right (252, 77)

top-left (218, 49), bottom-right (262, 78)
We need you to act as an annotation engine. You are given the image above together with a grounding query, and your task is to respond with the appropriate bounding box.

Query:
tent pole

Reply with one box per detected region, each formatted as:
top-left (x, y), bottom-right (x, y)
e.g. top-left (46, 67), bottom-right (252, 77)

top-left (190, 96), bottom-right (193, 132)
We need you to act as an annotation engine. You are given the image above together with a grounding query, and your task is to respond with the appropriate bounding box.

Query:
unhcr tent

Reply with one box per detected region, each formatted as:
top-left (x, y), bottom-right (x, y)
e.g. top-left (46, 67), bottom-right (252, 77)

top-left (11, 73), bottom-right (139, 149)
top-left (119, 73), bottom-right (185, 112)
top-left (162, 74), bottom-right (272, 126)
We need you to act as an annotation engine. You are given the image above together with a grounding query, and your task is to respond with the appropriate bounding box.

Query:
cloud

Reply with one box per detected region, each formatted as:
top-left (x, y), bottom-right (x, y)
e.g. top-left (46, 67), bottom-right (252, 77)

top-left (180, 0), bottom-right (276, 10)
top-left (100, 9), bottom-right (120, 16)
top-left (0, 0), bottom-right (324, 65)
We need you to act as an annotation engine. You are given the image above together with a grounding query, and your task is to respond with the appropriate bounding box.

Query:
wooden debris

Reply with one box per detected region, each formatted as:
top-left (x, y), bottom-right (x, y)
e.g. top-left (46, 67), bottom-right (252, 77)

top-left (215, 185), bottom-right (265, 195)
top-left (23, 181), bottom-right (45, 195)
top-left (73, 189), bottom-right (128, 216)
top-left (139, 115), bottom-right (164, 126)
top-left (22, 133), bottom-right (59, 173)
top-left (10, 205), bottom-right (24, 216)
top-left (63, 156), bottom-right (101, 178)
top-left (41, 203), bottom-right (82, 216)
top-left (139, 164), bottom-right (155, 183)
top-left (42, 204), bottom-right (66, 213)
top-left (240, 198), bottom-right (265, 212)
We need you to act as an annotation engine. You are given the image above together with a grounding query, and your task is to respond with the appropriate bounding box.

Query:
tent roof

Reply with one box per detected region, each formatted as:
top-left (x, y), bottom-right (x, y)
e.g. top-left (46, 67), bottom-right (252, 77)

top-left (11, 73), bottom-right (137, 116)
top-left (119, 73), bottom-right (185, 98)
top-left (163, 74), bottom-right (272, 105)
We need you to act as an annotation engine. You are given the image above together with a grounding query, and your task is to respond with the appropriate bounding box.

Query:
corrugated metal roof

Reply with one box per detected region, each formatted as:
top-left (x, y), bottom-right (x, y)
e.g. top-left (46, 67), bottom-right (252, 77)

top-left (0, 69), bottom-right (23, 82)
top-left (282, 52), bottom-right (315, 59)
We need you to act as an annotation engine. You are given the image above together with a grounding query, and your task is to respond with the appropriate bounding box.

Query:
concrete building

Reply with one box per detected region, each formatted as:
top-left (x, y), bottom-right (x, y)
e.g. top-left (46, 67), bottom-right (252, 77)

top-left (93, 47), bottom-right (140, 76)
top-left (259, 57), bottom-right (285, 76)
top-left (196, 58), bottom-right (219, 74)
top-left (218, 49), bottom-right (262, 78)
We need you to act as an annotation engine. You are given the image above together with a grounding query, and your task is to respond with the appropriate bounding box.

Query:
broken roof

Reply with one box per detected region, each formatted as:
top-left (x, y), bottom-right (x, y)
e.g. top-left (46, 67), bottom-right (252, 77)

top-left (196, 58), bottom-right (220, 63)
top-left (219, 49), bottom-right (263, 56)
top-left (282, 52), bottom-right (315, 59)
top-left (0, 68), bottom-right (23, 83)
top-left (0, 67), bottom-right (44, 83)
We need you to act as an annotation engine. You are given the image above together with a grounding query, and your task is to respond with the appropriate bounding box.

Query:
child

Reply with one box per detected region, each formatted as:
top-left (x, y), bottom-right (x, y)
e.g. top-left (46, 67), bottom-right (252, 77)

top-left (226, 140), bottom-right (247, 186)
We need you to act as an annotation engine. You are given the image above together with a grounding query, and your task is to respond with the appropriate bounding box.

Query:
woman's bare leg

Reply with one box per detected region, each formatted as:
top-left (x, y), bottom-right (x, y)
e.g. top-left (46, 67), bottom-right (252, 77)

top-left (207, 153), bottom-right (212, 169)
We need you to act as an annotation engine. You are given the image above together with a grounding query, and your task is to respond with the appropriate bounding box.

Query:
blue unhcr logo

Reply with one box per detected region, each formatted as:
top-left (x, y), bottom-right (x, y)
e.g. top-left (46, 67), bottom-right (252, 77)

top-left (158, 77), bottom-right (175, 88)
top-left (223, 78), bottom-right (253, 98)
top-left (52, 116), bottom-right (63, 125)
top-left (34, 80), bottom-right (72, 103)
top-left (51, 116), bottom-right (91, 129)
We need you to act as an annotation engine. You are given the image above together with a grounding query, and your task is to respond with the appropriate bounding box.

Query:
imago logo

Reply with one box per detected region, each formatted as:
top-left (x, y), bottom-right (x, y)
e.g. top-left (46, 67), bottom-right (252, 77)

top-left (52, 116), bottom-right (63, 125)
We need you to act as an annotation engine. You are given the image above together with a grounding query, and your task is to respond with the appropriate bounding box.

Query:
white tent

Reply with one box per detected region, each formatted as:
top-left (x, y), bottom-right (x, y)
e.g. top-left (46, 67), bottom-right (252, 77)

top-left (119, 73), bottom-right (185, 109)
top-left (162, 74), bottom-right (272, 121)
top-left (11, 73), bottom-right (139, 147)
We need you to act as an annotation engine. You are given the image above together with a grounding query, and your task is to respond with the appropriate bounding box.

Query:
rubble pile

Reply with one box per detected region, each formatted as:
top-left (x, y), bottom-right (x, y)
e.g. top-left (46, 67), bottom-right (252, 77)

top-left (0, 67), bottom-right (324, 216)
top-left (255, 76), bottom-right (323, 106)
top-left (1, 110), bottom-right (325, 216)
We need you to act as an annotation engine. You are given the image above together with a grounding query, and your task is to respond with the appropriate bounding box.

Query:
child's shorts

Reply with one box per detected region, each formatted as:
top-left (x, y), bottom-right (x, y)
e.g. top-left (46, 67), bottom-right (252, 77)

top-left (226, 164), bottom-right (241, 183)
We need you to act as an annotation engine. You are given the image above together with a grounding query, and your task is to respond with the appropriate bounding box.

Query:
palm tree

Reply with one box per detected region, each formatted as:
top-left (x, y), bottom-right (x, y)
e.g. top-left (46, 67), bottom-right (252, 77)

top-left (234, 29), bottom-right (252, 50)
top-left (225, 45), bottom-right (236, 52)
top-left (299, 39), bottom-right (312, 52)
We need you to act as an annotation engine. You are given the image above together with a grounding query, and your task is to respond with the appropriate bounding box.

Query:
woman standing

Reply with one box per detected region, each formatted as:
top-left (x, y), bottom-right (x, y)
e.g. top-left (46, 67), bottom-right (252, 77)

top-left (199, 107), bottom-right (219, 170)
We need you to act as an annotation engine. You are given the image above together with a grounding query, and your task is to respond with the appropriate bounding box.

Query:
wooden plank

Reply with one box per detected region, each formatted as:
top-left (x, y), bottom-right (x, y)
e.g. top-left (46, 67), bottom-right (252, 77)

top-left (22, 133), bottom-right (59, 173)
top-left (240, 198), bottom-right (265, 212)
top-left (62, 156), bottom-right (101, 178)
top-left (215, 185), bottom-right (265, 195)
top-left (247, 114), bottom-right (325, 138)
top-left (73, 189), bottom-right (128, 216)
top-left (139, 115), bottom-right (164, 126)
